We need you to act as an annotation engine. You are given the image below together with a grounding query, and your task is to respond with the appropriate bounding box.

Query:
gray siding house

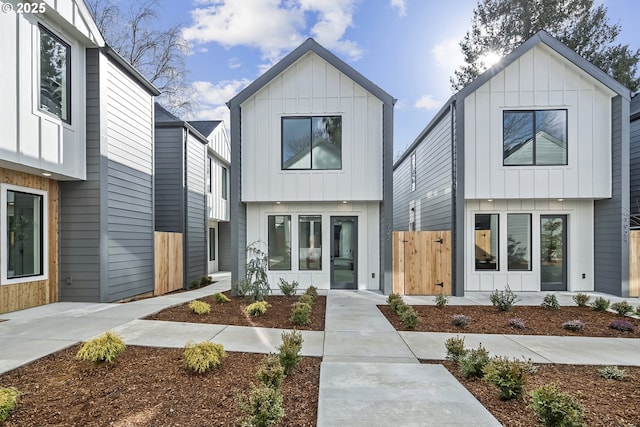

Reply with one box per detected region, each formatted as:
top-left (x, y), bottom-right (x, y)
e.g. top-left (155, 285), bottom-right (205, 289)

top-left (59, 47), bottom-right (160, 302)
top-left (394, 31), bottom-right (631, 297)
top-left (630, 94), bottom-right (640, 224)
top-left (154, 104), bottom-right (210, 286)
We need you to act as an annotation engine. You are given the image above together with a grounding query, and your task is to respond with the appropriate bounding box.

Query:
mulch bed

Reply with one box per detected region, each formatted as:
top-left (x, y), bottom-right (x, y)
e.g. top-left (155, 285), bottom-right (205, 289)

top-left (146, 291), bottom-right (326, 331)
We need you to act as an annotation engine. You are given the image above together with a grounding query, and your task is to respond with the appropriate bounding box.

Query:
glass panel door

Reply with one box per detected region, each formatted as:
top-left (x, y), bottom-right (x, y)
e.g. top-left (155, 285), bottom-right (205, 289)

top-left (540, 215), bottom-right (567, 291)
top-left (330, 216), bottom-right (357, 289)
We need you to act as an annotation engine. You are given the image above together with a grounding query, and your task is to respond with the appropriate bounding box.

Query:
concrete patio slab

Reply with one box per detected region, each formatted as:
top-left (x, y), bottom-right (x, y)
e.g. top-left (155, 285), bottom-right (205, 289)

top-left (323, 331), bottom-right (415, 359)
top-left (0, 338), bottom-right (77, 374)
top-left (0, 316), bottom-right (132, 341)
top-left (112, 319), bottom-right (227, 348)
top-left (213, 325), bottom-right (324, 357)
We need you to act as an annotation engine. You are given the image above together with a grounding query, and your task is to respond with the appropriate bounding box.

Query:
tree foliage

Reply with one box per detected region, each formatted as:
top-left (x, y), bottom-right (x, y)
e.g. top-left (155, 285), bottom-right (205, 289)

top-left (87, 0), bottom-right (193, 116)
top-left (451, 0), bottom-right (640, 92)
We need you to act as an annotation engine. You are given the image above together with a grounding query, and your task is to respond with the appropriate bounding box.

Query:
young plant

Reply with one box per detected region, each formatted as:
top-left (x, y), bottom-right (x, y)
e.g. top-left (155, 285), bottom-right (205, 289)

top-left (459, 344), bottom-right (491, 378)
top-left (298, 294), bottom-right (314, 306)
top-left (256, 354), bottom-right (285, 389)
top-left (434, 293), bottom-right (449, 308)
top-left (609, 319), bottom-right (636, 332)
top-left (489, 285), bottom-right (519, 311)
top-left (400, 305), bottom-right (419, 329)
top-left (183, 341), bottom-right (227, 374)
top-left (597, 365), bottom-right (625, 380)
top-left (610, 301), bottom-right (634, 316)
top-left (387, 293), bottom-right (405, 314)
top-left (562, 320), bottom-right (585, 332)
top-left (188, 300), bottom-right (211, 315)
top-left (278, 278), bottom-right (298, 297)
top-left (237, 384), bottom-right (285, 427)
top-left (278, 330), bottom-right (303, 376)
top-left (541, 294), bottom-right (560, 310)
top-left (246, 301), bottom-right (270, 317)
top-left (76, 331), bottom-right (126, 364)
top-left (572, 293), bottom-right (591, 307)
top-left (529, 384), bottom-right (584, 427)
top-left (304, 285), bottom-right (318, 300)
top-left (483, 356), bottom-right (529, 401)
top-left (451, 314), bottom-right (470, 327)
top-left (290, 302), bottom-right (312, 326)
top-left (189, 279), bottom-right (200, 289)
top-left (231, 279), bottom-right (251, 297)
top-left (0, 387), bottom-right (19, 422)
top-left (242, 242), bottom-right (272, 301)
top-left (590, 296), bottom-right (610, 312)
top-left (507, 318), bottom-right (526, 330)
top-left (214, 292), bottom-right (231, 303)
top-left (200, 275), bottom-right (213, 286)
top-left (444, 336), bottom-right (467, 362)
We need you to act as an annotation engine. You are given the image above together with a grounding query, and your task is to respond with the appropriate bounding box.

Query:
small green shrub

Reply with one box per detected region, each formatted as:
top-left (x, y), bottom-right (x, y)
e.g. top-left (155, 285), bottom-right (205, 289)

top-left (597, 365), bottom-right (625, 380)
top-left (256, 354), bottom-right (285, 389)
top-left (529, 384), bottom-right (585, 427)
top-left (278, 278), bottom-right (298, 297)
top-left (562, 319), bottom-right (585, 332)
top-left (188, 300), bottom-right (211, 315)
top-left (637, 305), bottom-right (640, 316)
top-left (189, 279), bottom-right (200, 289)
top-left (400, 305), bottom-right (419, 329)
top-left (387, 293), bottom-right (405, 314)
top-left (541, 294), bottom-right (560, 310)
top-left (483, 356), bottom-right (528, 401)
top-left (444, 336), bottom-right (467, 362)
top-left (590, 296), bottom-right (610, 312)
top-left (214, 292), bottom-right (231, 303)
top-left (489, 285), bottom-right (519, 311)
top-left (200, 275), bottom-right (213, 286)
top-left (237, 384), bottom-right (285, 427)
top-left (0, 387), bottom-right (19, 422)
top-left (76, 331), bottom-right (126, 364)
top-left (304, 285), bottom-right (318, 300)
top-left (298, 294), bottom-right (314, 306)
top-left (610, 300), bottom-right (634, 315)
top-left (278, 330), bottom-right (303, 376)
top-left (451, 314), bottom-right (470, 327)
top-left (232, 278), bottom-right (251, 297)
top-left (459, 344), bottom-right (491, 378)
top-left (183, 341), bottom-right (227, 374)
top-left (290, 302), bottom-right (312, 326)
top-left (435, 293), bottom-right (449, 308)
top-left (246, 301), bottom-right (270, 317)
top-left (573, 293), bottom-right (591, 307)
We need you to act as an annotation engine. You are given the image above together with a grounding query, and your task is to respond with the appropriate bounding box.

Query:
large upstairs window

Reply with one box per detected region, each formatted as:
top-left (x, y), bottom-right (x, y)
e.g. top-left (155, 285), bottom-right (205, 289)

top-left (282, 116), bottom-right (342, 170)
top-left (39, 25), bottom-right (71, 123)
top-left (503, 109), bottom-right (567, 166)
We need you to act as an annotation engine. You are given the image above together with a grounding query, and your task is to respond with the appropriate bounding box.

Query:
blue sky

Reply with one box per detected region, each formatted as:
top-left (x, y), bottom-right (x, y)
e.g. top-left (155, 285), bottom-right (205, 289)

top-left (159, 0), bottom-right (640, 157)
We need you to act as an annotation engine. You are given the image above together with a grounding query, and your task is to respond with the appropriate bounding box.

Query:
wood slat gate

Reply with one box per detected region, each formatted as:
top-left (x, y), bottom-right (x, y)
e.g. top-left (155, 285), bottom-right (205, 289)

top-left (629, 230), bottom-right (640, 297)
top-left (154, 231), bottom-right (184, 295)
top-left (393, 231), bottom-right (452, 295)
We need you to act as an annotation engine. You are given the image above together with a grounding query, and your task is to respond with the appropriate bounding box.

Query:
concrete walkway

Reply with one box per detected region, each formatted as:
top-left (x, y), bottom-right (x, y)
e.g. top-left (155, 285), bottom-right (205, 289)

top-left (1, 276), bottom-right (639, 426)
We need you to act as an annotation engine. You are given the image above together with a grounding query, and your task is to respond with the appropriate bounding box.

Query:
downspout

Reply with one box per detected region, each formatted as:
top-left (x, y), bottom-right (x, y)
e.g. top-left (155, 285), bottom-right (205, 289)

top-left (450, 100), bottom-right (459, 296)
top-left (183, 127), bottom-right (189, 288)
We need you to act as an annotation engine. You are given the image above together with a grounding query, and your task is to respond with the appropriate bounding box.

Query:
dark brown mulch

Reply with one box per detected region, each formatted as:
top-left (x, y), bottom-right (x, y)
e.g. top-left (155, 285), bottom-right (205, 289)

top-left (426, 360), bottom-right (640, 427)
top-left (378, 304), bottom-right (640, 337)
top-left (146, 291), bottom-right (326, 331)
top-left (1, 345), bottom-right (320, 427)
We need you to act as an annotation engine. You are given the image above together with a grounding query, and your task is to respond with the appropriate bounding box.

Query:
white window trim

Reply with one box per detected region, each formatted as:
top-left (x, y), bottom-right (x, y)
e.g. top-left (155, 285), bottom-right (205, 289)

top-left (1, 184), bottom-right (49, 285)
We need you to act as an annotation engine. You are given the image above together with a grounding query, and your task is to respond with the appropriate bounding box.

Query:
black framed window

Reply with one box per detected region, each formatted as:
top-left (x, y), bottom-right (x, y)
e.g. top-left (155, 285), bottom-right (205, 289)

top-left (299, 215), bottom-right (322, 270)
top-left (282, 116), bottom-right (342, 170)
top-left (503, 109), bottom-right (567, 165)
top-left (207, 157), bottom-right (212, 193)
top-left (475, 213), bottom-right (499, 270)
top-left (221, 166), bottom-right (227, 200)
top-left (268, 215), bottom-right (291, 270)
top-left (209, 228), bottom-right (215, 261)
top-left (39, 25), bottom-right (71, 123)
top-left (507, 214), bottom-right (531, 271)
top-left (410, 152), bottom-right (416, 191)
top-left (6, 190), bottom-right (44, 279)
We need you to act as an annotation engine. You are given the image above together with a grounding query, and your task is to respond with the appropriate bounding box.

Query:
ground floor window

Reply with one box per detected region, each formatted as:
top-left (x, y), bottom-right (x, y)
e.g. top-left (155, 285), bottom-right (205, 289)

top-left (474, 213), bottom-right (499, 270)
top-left (507, 214), bottom-right (531, 271)
top-left (209, 228), bottom-right (216, 261)
top-left (268, 215), bottom-right (291, 270)
top-left (2, 185), bottom-right (47, 283)
top-left (299, 215), bottom-right (322, 270)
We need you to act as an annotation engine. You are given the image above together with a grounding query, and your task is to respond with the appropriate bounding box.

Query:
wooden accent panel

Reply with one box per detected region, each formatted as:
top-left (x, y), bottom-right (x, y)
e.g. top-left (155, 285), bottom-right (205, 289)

top-left (0, 168), bottom-right (58, 314)
top-left (154, 231), bottom-right (183, 295)
top-left (630, 230), bottom-right (640, 297)
top-left (392, 231), bottom-right (452, 295)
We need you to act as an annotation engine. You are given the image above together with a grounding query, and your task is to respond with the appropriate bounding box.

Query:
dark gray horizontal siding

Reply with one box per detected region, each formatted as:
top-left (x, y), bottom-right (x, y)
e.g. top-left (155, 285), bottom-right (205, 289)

top-left (186, 134), bottom-right (207, 284)
top-left (630, 117), bottom-right (640, 215)
top-left (218, 221), bottom-right (231, 271)
top-left (154, 127), bottom-right (183, 232)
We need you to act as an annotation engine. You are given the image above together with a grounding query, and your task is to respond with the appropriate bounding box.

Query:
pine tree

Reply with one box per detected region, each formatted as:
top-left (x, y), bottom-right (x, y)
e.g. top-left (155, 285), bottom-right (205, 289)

top-left (451, 0), bottom-right (640, 92)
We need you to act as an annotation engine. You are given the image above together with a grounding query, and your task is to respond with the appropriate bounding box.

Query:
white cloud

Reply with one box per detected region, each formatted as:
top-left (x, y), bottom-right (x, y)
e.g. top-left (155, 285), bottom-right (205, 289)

top-left (191, 78), bottom-right (252, 127)
top-left (390, 0), bottom-right (406, 16)
top-left (431, 37), bottom-right (464, 72)
top-left (414, 94), bottom-right (441, 110)
top-left (228, 57), bottom-right (242, 69)
top-left (183, 0), bottom-right (362, 62)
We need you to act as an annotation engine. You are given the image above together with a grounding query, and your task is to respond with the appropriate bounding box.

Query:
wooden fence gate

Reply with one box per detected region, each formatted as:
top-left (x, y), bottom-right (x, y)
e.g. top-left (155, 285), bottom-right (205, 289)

top-left (393, 231), bottom-right (452, 295)
top-left (629, 230), bottom-right (640, 297)
top-left (154, 231), bottom-right (184, 295)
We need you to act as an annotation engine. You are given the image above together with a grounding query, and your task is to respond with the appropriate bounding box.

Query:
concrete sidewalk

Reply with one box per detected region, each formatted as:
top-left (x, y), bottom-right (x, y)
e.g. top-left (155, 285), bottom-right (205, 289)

top-left (1, 279), bottom-right (639, 426)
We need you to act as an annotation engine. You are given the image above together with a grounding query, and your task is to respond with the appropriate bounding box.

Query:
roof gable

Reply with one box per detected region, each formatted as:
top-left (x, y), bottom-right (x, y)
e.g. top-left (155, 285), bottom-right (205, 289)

top-left (227, 38), bottom-right (395, 109)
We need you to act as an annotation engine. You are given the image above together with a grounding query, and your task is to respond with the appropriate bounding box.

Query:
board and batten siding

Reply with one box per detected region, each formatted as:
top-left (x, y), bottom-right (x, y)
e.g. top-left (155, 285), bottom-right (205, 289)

top-left (393, 108), bottom-right (453, 231)
top-left (240, 51), bottom-right (383, 203)
top-left (464, 44), bottom-right (616, 200)
top-left (208, 155), bottom-right (230, 222)
top-left (185, 132), bottom-right (207, 284)
top-left (154, 127), bottom-right (184, 232)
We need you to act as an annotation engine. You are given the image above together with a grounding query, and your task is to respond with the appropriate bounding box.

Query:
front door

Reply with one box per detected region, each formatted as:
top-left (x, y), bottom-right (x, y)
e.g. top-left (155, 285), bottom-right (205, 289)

top-left (330, 216), bottom-right (357, 289)
top-left (540, 215), bottom-right (567, 291)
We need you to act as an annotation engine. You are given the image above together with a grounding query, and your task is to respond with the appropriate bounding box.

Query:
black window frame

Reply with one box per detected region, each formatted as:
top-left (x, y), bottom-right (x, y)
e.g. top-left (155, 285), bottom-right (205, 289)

top-left (6, 190), bottom-right (45, 279)
top-left (281, 116), bottom-right (342, 170)
top-left (38, 24), bottom-right (71, 124)
top-left (268, 215), bottom-right (291, 271)
top-left (507, 213), bottom-right (532, 271)
top-left (221, 166), bottom-right (227, 200)
top-left (503, 109), bottom-right (568, 166)
top-left (474, 213), bottom-right (499, 271)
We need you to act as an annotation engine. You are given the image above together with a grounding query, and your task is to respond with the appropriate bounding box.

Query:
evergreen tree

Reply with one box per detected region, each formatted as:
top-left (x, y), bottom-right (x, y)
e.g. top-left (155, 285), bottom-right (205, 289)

top-left (451, 0), bottom-right (640, 92)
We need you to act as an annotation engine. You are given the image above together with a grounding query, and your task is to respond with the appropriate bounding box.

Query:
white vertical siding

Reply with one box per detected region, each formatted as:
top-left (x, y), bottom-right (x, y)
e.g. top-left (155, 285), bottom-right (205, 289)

top-left (464, 45), bottom-right (616, 200)
top-left (207, 123), bottom-right (230, 222)
top-left (241, 52), bottom-right (383, 202)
